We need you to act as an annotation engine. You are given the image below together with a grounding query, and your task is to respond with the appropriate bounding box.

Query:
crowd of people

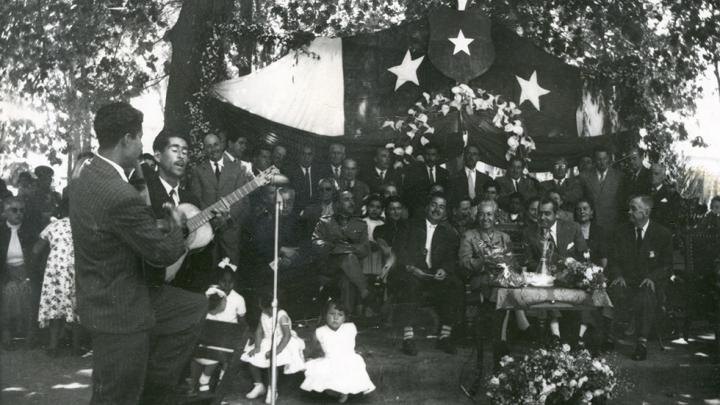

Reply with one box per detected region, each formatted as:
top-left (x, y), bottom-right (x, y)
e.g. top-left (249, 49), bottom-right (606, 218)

top-left (1, 101), bottom-right (719, 404)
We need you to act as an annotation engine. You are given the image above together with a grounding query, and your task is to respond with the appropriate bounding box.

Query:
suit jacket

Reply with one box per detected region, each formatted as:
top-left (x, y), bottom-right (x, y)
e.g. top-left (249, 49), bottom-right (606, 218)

top-left (190, 158), bottom-right (253, 228)
top-left (540, 177), bottom-right (583, 208)
top-left (0, 222), bottom-right (36, 285)
top-left (650, 185), bottom-right (682, 232)
top-left (286, 163), bottom-right (323, 212)
top-left (496, 175), bottom-right (540, 205)
top-left (364, 166), bottom-right (403, 194)
top-left (317, 163), bottom-right (344, 184)
top-left (608, 221), bottom-right (673, 285)
top-left (340, 180), bottom-right (370, 215)
top-left (402, 163), bottom-right (449, 210)
top-left (624, 167), bottom-right (652, 197)
top-left (69, 157), bottom-right (185, 333)
top-left (583, 222), bottom-right (608, 264)
top-left (449, 168), bottom-right (492, 204)
top-left (398, 219), bottom-right (459, 274)
top-left (522, 219), bottom-right (589, 272)
top-left (146, 174), bottom-right (213, 292)
top-left (579, 168), bottom-right (625, 231)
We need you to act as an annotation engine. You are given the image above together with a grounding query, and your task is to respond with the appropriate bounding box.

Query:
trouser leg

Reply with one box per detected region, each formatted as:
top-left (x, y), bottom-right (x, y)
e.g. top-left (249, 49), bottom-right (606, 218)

top-left (90, 331), bottom-right (149, 405)
top-left (636, 287), bottom-right (657, 340)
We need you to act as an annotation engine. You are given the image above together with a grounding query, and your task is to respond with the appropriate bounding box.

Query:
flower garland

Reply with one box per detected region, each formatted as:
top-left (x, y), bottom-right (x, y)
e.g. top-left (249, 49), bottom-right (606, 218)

top-left (552, 257), bottom-right (608, 292)
top-left (486, 344), bottom-right (618, 405)
top-left (381, 84), bottom-right (536, 164)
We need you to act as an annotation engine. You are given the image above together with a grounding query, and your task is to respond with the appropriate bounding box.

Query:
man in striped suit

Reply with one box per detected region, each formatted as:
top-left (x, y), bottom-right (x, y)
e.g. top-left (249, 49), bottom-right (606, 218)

top-left (69, 102), bottom-right (206, 405)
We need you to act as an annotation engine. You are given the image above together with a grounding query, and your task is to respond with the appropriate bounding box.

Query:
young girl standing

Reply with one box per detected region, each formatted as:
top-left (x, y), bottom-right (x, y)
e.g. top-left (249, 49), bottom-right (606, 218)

top-left (240, 291), bottom-right (305, 403)
top-left (301, 300), bottom-right (375, 403)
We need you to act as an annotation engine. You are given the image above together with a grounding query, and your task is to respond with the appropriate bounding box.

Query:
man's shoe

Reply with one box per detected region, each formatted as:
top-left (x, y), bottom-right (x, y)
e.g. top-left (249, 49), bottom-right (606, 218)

top-left (401, 339), bottom-right (418, 356)
top-left (632, 342), bottom-right (647, 361)
top-left (246, 383), bottom-right (266, 399)
top-left (437, 338), bottom-right (457, 355)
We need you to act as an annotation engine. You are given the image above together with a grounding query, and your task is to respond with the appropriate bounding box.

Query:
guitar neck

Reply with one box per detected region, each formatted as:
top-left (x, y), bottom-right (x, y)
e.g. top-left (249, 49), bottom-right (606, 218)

top-left (186, 177), bottom-right (264, 232)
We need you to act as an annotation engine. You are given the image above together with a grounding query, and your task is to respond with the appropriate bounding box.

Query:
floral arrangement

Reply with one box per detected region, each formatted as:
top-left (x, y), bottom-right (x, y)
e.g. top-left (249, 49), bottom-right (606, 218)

top-left (381, 84), bottom-right (536, 164)
top-left (475, 239), bottom-right (526, 288)
top-left (552, 257), bottom-right (608, 292)
top-left (486, 344), bottom-right (618, 405)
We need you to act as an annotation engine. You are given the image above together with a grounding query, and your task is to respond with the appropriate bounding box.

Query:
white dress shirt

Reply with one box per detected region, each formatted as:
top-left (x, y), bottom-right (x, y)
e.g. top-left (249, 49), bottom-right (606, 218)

top-left (425, 219), bottom-right (438, 268)
top-left (159, 176), bottom-right (180, 206)
top-left (466, 167), bottom-right (476, 200)
top-left (375, 167), bottom-right (386, 181)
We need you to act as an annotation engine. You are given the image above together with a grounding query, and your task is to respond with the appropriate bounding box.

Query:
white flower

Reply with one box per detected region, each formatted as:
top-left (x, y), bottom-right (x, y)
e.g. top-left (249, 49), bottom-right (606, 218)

top-left (507, 136), bottom-right (520, 149)
top-left (382, 120), bottom-right (394, 129)
top-left (489, 377), bottom-right (500, 385)
top-left (395, 119), bottom-right (405, 130)
top-left (569, 379), bottom-right (577, 387)
top-left (393, 161), bottom-right (404, 169)
top-left (404, 145), bottom-right (413, 155)
top-left (406, 130), bottom-right (416, 139)
top-left (578, 376), bottom-right (588, 387)
top-left (451, 86), bottom-right (461, 94)
top-left (594, 389), bottom-right (604, 397)
top-left (416, 113), bottom-right (428, 123)
top-left (562, 343), bottom-right (571, 353)
top-left (385, 142), bottom-right (395, 149)
top-left (393, 147), bottom-right (405, 156)
top-left (639, 128), bottom-right (648, 137)
top-left (423, 92), bottom-right (431, 103)
top-left (584, 391), bottom-right (594, 401)
top-left (441, 105), bottom-right (451, 116)
top-left (420, 136), bottom-right (430, 146)
top-left (592, 360), bottom-right (603, 370)
top-left (408, 108), bottom-right (416, 115)
top-left (424, 126), bottom-right (435, 134)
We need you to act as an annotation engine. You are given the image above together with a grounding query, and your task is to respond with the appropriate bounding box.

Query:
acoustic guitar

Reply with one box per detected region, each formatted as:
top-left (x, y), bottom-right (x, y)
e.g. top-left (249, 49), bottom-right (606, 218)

top-left (164, 166), bottom-right (283, 281)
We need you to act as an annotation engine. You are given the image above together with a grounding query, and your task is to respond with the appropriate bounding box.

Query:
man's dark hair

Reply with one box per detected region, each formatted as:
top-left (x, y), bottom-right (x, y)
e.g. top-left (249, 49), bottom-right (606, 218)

top-left (463, 144), bottom-right (480, 154)
top-left (454, 195), bottom-right (472, 208)
top-left (539, 197), bottom-right (558, 213)
top-left (93, 102), bottom-right (143, 149)
top-left (141, 153), bottom-right (155, 162)
top-left (384, 195), bottom-right (403, 209)
top-left (152, 130), bottom-right (189, 152)
top-left (483, 179), bottom-right (501, 193)
top-left (508, 192), bottom-right (524, 203)
top-left (364, 193), bottom-right (384, 208)
top-left (427, 192), bottom-right (448, 207)
top-left (34, 165), bottom-right (54, 178)
top-left (507, 156), bottom-right (525, 168)
top-left (575, 197), bottom-right (595, 212)
top-left (227, 131), bottom-right (247, 143)
top-left (253, 146), bottom-right (272, 158)
top-left (525, 196), bottom-right (540, 209)
top-left (593, 146), bottom-right (610, 156)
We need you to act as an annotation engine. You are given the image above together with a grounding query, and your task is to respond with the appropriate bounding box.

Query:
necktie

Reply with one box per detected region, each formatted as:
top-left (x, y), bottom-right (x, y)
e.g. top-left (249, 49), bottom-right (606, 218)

top-left (168, 189), bottom-right (177, 206)
top-left (214, 162), bottom-right (221, 180)
top-left (513, 179), bottom-right (518, 192)
top-left (635, 227), bottom-right (643, 249)
top-left (425, 225), bottom-right (435, 268)
top-left (380, 170), bottom-right (385, 181)
top-left (305, 168), bottom-right (312, 197)
top-left (334, 166), bottom-right (340, 179)
top-left (428, 166), bottom-right (435, 183)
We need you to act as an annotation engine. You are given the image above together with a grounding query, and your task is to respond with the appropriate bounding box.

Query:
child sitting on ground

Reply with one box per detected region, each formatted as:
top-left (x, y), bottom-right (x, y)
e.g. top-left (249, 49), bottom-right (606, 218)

top-left (241, 290), bottom-right (305, 404)
top-left (301, 300), bottom-right (375, 403)
top-left (188, 261), bottom-right (246, 395)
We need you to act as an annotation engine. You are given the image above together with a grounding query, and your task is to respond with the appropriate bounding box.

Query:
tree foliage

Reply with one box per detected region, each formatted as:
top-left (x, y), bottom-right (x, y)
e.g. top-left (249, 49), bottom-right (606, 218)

top-left (0, 0), bottom-right (179, 165)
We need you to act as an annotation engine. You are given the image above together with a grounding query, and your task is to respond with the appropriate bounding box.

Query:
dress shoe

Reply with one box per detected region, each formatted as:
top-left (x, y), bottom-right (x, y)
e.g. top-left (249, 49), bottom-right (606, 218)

top-left (246, 383), bottom-right (266, 399)
top-left (401, 339), bottom-right (418, 356)
top-left (632, 342), bottom-right (647, 361)
top-left (436, 338), bottom-right (457, 354)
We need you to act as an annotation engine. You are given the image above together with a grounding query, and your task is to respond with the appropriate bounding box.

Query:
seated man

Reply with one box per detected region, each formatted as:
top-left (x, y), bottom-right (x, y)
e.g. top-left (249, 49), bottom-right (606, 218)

top-left (522, 198), bottom-right (588, 341)
top-left (312, 191), bottom-right (371, 312)
top-left (393, 193), bottom-right (464, 355)
top-left (608, 196), bottom-right (672, 361)
top-left (450, 196), bottom-right (475, 236)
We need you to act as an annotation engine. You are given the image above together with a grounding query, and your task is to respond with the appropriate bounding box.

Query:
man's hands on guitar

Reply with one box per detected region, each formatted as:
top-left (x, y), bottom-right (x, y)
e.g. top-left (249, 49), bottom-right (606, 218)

top-left (209, 200), bottom-right (232, 230)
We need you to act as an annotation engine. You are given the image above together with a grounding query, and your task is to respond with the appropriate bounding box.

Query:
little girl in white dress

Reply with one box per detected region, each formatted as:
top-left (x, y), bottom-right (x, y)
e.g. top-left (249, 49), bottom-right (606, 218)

top-left (241, 291), bottom-right (305, 404)
top-left (301, 300), bottom-right (375, 403)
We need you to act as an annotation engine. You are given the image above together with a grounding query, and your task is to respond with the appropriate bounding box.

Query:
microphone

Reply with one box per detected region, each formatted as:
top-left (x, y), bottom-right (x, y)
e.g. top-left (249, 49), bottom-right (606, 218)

top-left (270, 174), bottom-right (289, 185)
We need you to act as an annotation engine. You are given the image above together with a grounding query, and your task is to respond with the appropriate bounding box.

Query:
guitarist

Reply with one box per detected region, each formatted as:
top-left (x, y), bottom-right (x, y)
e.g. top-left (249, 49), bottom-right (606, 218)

top-left (146, 131), bottom-right (229, 292)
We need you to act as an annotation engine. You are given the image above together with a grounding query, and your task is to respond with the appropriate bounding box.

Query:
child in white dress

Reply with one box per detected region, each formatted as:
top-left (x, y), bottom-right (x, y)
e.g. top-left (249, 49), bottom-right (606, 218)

top-left (301, 300), bottom-right (375, 403)
top-left (188, 264), bottom-right (246, 395)
top-left (241, 291), bottom-right (305, 403)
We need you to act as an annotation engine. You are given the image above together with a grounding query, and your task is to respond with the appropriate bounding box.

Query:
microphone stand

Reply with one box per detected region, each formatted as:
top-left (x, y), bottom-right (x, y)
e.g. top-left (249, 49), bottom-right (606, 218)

top-left (270, 187), bottom-right (282, 405)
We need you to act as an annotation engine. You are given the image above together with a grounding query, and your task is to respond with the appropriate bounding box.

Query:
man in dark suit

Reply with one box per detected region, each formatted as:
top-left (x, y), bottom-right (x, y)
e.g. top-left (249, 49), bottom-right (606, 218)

top-left (496, 157), bottom-right (540, 209)
top-left (190, 133), bottom-right (254, 265)
top-left (364, 147), bottom-right (403, 194)
top-left (250, 146), bottom-right (272, 176)
top-left (69, 103), bottom-right (206, 405)
top-left (649, 163), bottom-right (682, 233)
top-left (286, 145), bottom-right (322, 213)
top-left (316, 142), bottom-right (346, 183)
top-left (394, 193), bottom-right (463, 355)
top-left (579, 147), bottom-right (625, 233)
top-left (540, 157), bottom-right (583, 210)
top-left (147, 131), bottom-right (222, 293)
top-left (609, 196), bottom-right (673, 360)
top-left (0, 197), bottom-right (37, 348)
top-left (339, 158), bottom-right (369, 215)
top-left (624, 148), bottom-right (652, 196)
top-left (523, 198), bottom-right (589, 340)
top-left (402, 143), bottom-right (448, 214)
top-left (449, 145), bottom-right (491, 205)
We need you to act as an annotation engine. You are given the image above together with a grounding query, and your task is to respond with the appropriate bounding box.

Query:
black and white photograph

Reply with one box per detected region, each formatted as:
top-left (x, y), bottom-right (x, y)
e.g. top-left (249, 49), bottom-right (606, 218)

top-left (1, 0), bottom-right (720, 404)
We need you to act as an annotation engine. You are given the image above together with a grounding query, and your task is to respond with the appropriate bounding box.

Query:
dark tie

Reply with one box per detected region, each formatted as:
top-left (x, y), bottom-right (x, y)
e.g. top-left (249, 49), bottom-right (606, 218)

top-left (635, 227), bottom-right (643, 249)
top-left (305, 168), bottom-right (312, 197)
top-left (214, 162), bottom-right (221, 180)
top-left (168, 189), bottom-right (177, 206)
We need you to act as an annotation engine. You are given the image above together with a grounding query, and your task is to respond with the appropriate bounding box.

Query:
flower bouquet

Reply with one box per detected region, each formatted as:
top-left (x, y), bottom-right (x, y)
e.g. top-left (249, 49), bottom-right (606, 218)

top-left (486, 344), bottom-right (618, 405)
top-left (476, 240), bottom-right (525, 288)
top-left (553, 258), bottom-right (608, 292)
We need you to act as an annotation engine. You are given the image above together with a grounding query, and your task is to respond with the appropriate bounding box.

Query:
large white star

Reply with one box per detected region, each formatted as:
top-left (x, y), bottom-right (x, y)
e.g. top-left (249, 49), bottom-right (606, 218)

top-left (516, 70), bottom-right (550, 110)
top-left (448, 29), bottom-right (475, 55)
top-left (387, 50), bottom-right (425, 91)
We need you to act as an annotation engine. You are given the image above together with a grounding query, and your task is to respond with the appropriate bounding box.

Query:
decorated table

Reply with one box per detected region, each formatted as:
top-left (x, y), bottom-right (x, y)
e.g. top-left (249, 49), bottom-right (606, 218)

top-left (495, 287), bottom-right (613, 310)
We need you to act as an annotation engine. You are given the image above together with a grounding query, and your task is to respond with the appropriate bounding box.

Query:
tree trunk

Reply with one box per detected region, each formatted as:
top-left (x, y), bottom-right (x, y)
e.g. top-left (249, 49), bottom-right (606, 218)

top-left (713, 59), bottom-right (720, 106)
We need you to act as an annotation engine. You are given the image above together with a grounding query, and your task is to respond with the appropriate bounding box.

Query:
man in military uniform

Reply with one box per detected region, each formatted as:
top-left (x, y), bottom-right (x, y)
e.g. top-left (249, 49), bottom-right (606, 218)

top-left (312, 190), bottom-right (370, 312)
